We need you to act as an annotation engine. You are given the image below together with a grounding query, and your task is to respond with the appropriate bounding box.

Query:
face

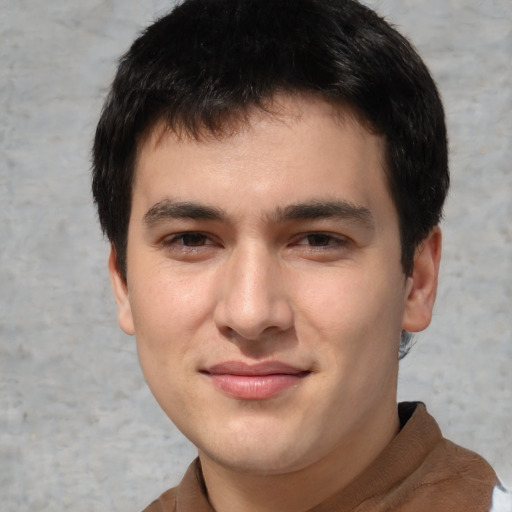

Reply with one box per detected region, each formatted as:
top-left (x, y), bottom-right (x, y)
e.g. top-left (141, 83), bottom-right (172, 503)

top-left (110, 96), bottom-right (439, 477)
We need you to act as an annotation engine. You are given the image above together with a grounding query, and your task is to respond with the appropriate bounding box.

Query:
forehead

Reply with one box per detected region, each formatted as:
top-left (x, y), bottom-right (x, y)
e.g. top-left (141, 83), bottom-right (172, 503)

top-left (136, 94), bottom-right (380, 168)
top-left (132, 95), bottom-right (393, 224)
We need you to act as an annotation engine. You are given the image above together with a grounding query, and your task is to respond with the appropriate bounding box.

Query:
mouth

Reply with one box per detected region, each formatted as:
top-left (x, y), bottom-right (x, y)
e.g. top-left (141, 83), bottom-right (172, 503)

top-left (201, 361), bottom-right (311, 400)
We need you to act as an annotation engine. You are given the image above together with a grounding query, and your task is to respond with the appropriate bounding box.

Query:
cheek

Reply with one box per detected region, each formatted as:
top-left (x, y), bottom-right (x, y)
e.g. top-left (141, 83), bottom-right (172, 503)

top-left (295, 266), bottom-right (405, 358)
top-left (139, 265), bottom-right (205, 316)
top-left (129, 272), bottom-right (211, 421)
top-left (129, 268), bottom-right (213, 360)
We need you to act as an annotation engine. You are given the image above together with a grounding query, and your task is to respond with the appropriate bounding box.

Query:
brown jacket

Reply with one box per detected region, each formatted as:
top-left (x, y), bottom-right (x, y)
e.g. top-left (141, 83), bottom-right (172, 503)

top-left (143, 402), bottom-right (498, 511)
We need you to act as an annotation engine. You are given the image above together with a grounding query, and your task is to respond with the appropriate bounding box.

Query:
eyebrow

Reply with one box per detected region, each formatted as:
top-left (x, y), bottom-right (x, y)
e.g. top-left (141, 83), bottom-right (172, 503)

top-left (143, 198), bottom-right (374, 230)
top-left (272, 200), bottom-right (375, 230)
top-left (143, 200), bottom-right (225, 226)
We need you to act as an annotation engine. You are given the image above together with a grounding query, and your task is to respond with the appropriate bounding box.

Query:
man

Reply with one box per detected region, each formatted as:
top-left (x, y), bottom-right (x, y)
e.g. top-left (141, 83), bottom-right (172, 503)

top-left (92, 0), bottom-right (500, 510)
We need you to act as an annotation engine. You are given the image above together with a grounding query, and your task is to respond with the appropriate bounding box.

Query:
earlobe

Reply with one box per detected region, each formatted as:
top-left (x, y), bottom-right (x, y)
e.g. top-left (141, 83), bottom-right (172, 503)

top-left (108, 246), bottom-right (135, 335)
top-left (402, 227), bottom-right (442, 333)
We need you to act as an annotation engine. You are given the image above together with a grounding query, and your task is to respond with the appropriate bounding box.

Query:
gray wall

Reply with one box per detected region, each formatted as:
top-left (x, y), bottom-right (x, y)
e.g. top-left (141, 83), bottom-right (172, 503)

top-left (1, 1), bottom-right (510, 510)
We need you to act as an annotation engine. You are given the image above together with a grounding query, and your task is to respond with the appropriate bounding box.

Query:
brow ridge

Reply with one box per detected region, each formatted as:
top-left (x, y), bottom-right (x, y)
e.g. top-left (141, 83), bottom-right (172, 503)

top-left (143, 199), bottom-right (225, 225)
top-left (143, 198), bottom-right (374, 230)
top-left (272, 200), bottom-right (375, 229)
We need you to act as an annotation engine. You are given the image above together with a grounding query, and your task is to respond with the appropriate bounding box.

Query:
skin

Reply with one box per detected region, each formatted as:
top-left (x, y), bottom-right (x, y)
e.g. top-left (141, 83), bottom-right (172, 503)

top-left (109, 95), bottom-right (441, 512)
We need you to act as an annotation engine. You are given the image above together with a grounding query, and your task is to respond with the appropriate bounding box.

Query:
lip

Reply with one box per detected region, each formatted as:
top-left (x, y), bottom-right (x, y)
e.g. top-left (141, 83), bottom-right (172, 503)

top-left (201, 361), bottom-right (310, 400)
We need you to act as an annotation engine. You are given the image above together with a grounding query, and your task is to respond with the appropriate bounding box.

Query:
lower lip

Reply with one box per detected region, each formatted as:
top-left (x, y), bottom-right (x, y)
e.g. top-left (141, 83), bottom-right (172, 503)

top-left (205, 373), bottom-right (308, 400)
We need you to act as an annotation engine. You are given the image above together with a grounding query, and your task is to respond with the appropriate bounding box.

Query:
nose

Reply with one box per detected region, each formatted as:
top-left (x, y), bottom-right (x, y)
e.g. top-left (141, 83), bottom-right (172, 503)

top-left (213, 243), bottom-right (294, 342)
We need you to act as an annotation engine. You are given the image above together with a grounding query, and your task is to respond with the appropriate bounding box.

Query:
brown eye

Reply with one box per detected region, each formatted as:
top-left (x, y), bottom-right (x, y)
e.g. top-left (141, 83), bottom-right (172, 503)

top-left (305, 234), bottom-right (334, 246)
top-left (160, 232), bottom-right (220, 262)
top-left (162, 232), bottom-right (214, 249)
top-left (179, 233), bottom-right (208, 246)
top-left (293, 232), bottom-right (351, 252)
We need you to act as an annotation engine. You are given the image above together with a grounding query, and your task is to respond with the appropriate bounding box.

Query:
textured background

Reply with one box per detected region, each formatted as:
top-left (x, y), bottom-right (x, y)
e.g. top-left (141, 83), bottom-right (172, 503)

top-left (1, 1), bottom-right (511, 510)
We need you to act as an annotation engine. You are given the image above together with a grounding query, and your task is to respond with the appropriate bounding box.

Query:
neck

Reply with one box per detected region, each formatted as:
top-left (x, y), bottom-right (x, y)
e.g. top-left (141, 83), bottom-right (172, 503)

top-left (198, 400), bottom-right (400, 512)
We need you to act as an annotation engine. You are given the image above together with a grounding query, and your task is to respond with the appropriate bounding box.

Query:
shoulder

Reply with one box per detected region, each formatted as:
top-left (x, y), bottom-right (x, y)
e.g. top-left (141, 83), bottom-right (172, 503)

top-left (403, 448), bottom-right (498, 511)
top-left (141, 487), bottom-right (177, 512)
top-left (425, 438), bottom-right (498, 489)
top-left (397, 402), bottom-right (498, 511)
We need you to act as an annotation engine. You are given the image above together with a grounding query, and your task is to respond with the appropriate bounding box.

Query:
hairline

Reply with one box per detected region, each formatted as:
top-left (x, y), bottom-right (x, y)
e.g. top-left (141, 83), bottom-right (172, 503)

top-left (123, 92), bottom-right (410, 279)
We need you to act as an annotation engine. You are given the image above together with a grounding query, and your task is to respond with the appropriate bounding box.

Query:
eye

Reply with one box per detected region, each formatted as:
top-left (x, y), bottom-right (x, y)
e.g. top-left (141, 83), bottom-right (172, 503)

top-left (288, 232), bottom-right (353, 262)
top-left (170, 232), bottom-right (210, 247)
top-left (295, 233), bottom-right (349, 248)
top-left (160, 231), bottom-right (221, 263)
top-left (160, 232), bottom-right (219, 258)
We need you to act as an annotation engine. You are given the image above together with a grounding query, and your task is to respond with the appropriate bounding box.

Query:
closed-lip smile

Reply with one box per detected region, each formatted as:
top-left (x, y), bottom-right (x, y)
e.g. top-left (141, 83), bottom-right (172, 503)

top-left (201, 361), bottom-right (310, 400)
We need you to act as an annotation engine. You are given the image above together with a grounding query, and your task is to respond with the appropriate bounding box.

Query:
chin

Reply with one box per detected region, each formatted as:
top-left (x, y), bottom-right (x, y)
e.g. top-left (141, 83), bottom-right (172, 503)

top-left (197, 428), bottom-right (323, 476)
top-left (204, 448), bottom-right (308, 476)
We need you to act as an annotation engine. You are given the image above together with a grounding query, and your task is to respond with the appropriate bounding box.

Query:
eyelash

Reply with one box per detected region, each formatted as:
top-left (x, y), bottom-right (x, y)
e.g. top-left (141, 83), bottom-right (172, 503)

top-left (161, 231), bottom-right (350, 251)
top-left (293, 233), bottom-right (350, 249)
top-left (161, 232), bottom-right (217, 249)
top-left (165, 232), bottom-right (210, 245)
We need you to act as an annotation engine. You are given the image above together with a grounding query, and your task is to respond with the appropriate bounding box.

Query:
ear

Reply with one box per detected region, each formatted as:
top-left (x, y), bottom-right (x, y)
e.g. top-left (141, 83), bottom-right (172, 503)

top-left (402, 227), bottom-right (442, 333)
top-left (108, 245), bottom-right (135, 335)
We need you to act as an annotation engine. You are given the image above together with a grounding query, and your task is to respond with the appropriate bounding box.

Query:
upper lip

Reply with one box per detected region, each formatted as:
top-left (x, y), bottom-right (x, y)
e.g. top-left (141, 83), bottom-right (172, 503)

top-left (203, 361), bottom-right (309, 376)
